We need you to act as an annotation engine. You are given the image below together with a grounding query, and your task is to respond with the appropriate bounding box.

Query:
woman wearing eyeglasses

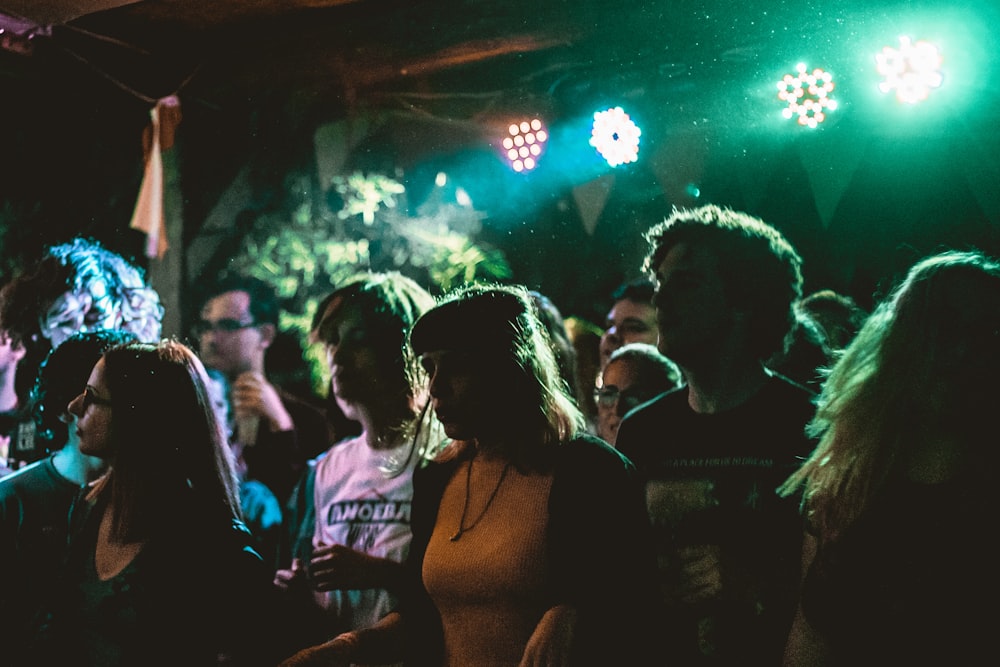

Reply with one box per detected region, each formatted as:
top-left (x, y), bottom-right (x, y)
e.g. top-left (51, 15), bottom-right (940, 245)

top-left (279, 284), bottom-right (661, 667)
top-left (595, 342), bottom-right (681, 446)
top-left (25, 340), bottom-right (280, 666)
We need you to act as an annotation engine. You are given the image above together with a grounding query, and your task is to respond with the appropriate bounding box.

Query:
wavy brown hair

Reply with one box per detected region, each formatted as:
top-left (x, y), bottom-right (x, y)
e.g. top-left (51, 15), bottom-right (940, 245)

top-left (780, 250), bottom-right (1000, 543)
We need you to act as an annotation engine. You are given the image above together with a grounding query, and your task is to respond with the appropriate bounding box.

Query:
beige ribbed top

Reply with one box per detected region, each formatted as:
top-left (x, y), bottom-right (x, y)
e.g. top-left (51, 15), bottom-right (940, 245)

top-left (423, 454), bottom-right (554, 666)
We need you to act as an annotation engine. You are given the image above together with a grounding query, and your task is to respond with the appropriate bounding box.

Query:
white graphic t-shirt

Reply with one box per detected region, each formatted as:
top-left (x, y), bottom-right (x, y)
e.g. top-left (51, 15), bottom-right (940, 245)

top-left (312, 435), bottom-right (416, 631)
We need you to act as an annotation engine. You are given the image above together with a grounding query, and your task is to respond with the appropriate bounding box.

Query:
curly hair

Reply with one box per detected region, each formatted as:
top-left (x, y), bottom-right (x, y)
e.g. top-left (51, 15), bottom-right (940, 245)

top-left (643, 205), bottom-right (803, 364)
top-left (0, 237), bottom-right (162, 352)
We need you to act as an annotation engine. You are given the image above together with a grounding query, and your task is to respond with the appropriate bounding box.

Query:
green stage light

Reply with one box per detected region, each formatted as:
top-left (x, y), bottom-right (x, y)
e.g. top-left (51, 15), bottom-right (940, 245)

top-left (876, 36), bottom-right (943, 104)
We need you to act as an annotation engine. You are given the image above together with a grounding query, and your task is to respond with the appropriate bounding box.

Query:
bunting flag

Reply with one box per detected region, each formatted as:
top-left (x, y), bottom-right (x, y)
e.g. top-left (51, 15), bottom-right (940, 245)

top-left (129, 95), bottom-right (182, 259)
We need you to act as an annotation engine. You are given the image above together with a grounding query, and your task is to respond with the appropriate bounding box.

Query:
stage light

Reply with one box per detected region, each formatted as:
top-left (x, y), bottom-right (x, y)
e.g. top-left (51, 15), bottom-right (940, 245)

top-left (777, 63), bottom-right (838, 128)
top-left (590, 107), bottom-right (641, 167)
top-left (501, 117), bottom-right (547, 172)
top-left (876, 36), bottom-right (943, 104)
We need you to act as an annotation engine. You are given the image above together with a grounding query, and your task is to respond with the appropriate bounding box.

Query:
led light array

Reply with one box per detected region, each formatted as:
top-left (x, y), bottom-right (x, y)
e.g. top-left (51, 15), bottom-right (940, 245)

top-left (502, 119), bottom-right (548, 172)
top-left (590, 106), bottom-right (641, 167)
top-left (778, 63), bottom-right (839, 128)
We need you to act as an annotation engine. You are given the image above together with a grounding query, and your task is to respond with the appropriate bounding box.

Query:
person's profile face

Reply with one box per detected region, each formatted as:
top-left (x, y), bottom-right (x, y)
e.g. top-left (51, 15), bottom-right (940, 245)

top-left (67, 358), bottom-right (114, 458)
top-left (322, 302), bottom-right (382, 412)
top-left (652, 242), bottom-right (731, 361)
top-left (419, 349), bottom-right (488, 441)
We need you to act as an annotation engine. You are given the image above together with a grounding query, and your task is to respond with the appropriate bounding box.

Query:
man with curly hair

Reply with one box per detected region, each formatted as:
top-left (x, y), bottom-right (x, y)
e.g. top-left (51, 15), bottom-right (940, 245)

top-left (616, 205), bottom-right (817, 666)
top-left (0, 237), bottom-right (163, 467)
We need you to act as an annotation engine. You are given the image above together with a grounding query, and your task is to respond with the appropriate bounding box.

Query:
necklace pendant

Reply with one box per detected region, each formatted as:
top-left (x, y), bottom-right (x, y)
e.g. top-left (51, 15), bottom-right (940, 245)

top-left (450, 530), bottom-right (462, 542)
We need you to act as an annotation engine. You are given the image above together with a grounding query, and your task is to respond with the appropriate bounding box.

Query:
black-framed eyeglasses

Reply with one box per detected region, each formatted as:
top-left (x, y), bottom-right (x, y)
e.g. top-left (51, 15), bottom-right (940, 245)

top-left (193, 318), bottom-right (257, 336)
top-left (593, 386), bottom-right (622, 407)
top-left (82, 386), bottom-right (113, 411)
top-left (593, 386), bottom-right (644, 412)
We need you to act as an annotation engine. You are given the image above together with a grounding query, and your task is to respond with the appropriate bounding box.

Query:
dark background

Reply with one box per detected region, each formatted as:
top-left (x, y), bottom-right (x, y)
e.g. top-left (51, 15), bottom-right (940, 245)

top-left (1, 0), bottom-right (997, 327)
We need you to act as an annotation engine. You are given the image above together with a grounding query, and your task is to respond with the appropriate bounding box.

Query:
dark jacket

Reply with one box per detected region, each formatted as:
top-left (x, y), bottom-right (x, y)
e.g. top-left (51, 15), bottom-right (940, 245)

top-left (24, 492), bottom-right (283, 667)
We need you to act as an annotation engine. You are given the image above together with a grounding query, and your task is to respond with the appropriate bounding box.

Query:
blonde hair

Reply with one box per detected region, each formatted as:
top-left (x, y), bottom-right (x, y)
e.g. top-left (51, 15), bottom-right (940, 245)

top-left (780, 250), bottom-right (1000, 542)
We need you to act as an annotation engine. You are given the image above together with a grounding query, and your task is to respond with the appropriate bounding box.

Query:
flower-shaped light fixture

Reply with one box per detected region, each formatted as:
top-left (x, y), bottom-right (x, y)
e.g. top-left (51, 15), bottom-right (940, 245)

top-left (590, 106), bottom-right (641, 167)
top-left (876, 36), bottom-right (943, 104)
top-left (777, 63), bottom-right (838, 128)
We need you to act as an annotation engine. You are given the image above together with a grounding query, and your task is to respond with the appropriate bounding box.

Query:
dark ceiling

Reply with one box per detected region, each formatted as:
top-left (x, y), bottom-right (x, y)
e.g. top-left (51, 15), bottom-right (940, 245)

top-left (1, 0), bottom-right (999, 318)
top-left (2, 0), bottom-right (927, 123)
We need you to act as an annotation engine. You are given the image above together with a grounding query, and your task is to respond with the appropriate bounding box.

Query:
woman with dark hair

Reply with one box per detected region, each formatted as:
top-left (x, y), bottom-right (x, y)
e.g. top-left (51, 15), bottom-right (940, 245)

top-left (780, 250), bottom-right (1000, 665)
top-left (280, 283), bottom-right (659, 667)
top-left (274, 272), bottom-right (441, 655)
top-left (0, 329), bottom-right (135, 665)
top-left (27, 340), bottom-right (278, 666)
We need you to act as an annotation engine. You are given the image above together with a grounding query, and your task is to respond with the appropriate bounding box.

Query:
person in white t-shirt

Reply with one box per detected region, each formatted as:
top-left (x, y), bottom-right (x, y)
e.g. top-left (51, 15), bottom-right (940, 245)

top-left (274, 272), bottom-right (442, 657)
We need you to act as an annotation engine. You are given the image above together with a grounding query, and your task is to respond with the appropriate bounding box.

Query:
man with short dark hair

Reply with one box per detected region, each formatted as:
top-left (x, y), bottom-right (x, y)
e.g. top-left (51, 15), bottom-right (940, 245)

top-left (598, 277), bottom-right (659, 369)
top-left (196, 274), bottom-right (330, 505)
top-left (616, 205), bottom-right (816, 666)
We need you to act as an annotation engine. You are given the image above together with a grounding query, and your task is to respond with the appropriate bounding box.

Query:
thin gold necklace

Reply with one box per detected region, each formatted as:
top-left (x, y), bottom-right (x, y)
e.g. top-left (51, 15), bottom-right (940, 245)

top-left (450, 452), bottom-right (512, 542)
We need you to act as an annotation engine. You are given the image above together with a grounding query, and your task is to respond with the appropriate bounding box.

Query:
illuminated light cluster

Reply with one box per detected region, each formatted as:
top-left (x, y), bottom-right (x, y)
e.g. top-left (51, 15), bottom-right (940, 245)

top-left (876, 36), bottom-right (943, 104)
top-left (777, 63), bottom-right (838, 128)
top-left (590, 106), bottom-right (641, 167)
top-left (502, 118), bottom-right (548, 172)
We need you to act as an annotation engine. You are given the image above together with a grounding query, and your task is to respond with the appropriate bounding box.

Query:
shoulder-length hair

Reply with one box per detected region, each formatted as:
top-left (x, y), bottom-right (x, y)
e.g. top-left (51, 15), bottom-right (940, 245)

top-left (94, 340), bottom-right (240, 543)
top-left (780, 250), bottom-right (1000, 542)
top-left (314, 272), bottom-right (435, 414)
top-left (410, 283), bottom-right (585, 458)
top-left (314, 272), bottom-right (442, 470)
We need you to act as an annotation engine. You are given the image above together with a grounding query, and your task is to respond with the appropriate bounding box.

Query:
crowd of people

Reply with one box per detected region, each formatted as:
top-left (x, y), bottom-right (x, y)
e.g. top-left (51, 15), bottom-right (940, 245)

top-left (0, 205), bottom-right (993, 665)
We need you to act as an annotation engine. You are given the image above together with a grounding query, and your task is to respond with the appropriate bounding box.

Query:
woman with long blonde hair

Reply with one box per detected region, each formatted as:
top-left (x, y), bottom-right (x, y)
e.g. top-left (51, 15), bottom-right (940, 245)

top-left (781, 250), bottom-right (1000, 665)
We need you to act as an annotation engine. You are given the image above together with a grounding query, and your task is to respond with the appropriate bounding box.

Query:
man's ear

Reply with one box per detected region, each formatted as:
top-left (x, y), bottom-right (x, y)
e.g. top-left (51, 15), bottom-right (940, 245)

top-left (257, 323), bottom-right (277, 349)
top-left (11, 340), bottom-right (26, 362)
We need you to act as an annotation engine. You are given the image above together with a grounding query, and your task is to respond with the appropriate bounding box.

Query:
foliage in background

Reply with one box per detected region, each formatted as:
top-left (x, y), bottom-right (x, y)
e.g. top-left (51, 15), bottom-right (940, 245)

top-left (227, 170), bottom-right (512, 395)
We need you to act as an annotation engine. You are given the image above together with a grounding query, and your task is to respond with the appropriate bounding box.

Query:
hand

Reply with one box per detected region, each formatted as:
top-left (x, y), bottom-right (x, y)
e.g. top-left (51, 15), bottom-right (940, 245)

top-left (676, 544), bottom-right (723, 604)
top-left (278, 634), bottom-right (358, 667)
top-left (273, 558), bottom-right (308, 592)
top-left (519, 604), bottom-right (577, 667)
top-left (309, 542), bottom-right (394, 591)
top-left (232, 371), bottom-right (294, 432)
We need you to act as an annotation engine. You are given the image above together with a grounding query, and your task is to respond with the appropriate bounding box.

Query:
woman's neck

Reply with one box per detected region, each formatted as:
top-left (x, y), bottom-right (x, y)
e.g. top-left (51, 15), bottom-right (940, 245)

top-left (52, 443), bottom-right (107, 485)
